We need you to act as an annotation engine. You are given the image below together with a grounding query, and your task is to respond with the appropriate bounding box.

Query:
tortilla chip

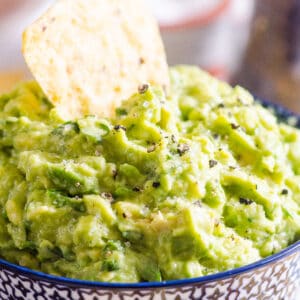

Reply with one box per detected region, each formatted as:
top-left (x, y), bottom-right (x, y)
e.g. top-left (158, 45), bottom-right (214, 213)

top-left (22, 0), bottom-right (169, 119)
top-left (0, 71), bottom-right (27, 94)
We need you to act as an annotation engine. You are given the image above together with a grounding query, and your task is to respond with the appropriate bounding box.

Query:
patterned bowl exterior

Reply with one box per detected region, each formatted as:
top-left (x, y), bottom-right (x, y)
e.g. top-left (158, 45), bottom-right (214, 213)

top-left (0, 242), bottom-right (299, 300)
top-left (0, 100), bottom-right (300, 300)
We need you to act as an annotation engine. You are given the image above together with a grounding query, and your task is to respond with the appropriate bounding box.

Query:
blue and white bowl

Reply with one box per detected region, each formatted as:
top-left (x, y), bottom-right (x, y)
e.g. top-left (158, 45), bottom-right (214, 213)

top-left (0, 241), bottom-right (299, 299)
top-left (0, 100), bottom-right (300, 300)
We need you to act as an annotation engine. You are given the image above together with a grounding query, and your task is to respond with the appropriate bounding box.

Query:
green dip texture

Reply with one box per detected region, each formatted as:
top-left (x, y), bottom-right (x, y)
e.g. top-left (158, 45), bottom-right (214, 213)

top-left (0, 66), bottom-right (299, 282)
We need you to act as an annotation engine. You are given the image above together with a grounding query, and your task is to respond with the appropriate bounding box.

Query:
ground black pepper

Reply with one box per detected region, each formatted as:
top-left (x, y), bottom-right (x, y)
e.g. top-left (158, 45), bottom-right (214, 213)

top-left (138, 84), bottom-right (149, 94)
top-left (231, 123), bottom-right (240, 130)
top-left (193, 201), bottom-right (202, 207)
top-left (152, 182), bottom-right (160, 188)
top-left (239, 197), bottom-right (254, 205)
top-left (101, 192), bottom-right (114, 201)
top-left (177, 144), bottom-right (190, 156)
top-left (209, 160), bottom-right (218, 168)
top-left (114, 125), bottom-right (126, 131)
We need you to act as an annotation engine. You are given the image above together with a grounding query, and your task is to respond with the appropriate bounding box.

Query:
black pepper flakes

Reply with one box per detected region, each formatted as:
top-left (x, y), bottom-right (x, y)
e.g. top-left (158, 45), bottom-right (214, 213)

top-left (239, 197), bottom-right (254, 205)
top-left (171, 135), bottom-right (177, 143)
top-left (281, 189), bottom-right (289, 195)
top-left (177, 144), bottom-right (190, 156)
top-left (101, 192), bottom-right (114, 201)
top-left (133, 187), bottom-right (141, 192)
top-left (138, 83), bottom-right (149, 94)
top-left (218, 103), bottom-right (225, 108)
top-left (122, 213), bottom-right (127, 218)
top-left (114, 125), bottom-right (126, 131)
top-left (214, 220), bottom-right (220, 227)
top-left (152, 182), bottom-right (160, 188)
top-left (231, 123), bottom-right (240, 130)
top-left (213, 133), bottom-right (219, 139)
top-left (209, 160), bottom-right (218, 168)
top-left (193, 201), bottom-right (202, 207)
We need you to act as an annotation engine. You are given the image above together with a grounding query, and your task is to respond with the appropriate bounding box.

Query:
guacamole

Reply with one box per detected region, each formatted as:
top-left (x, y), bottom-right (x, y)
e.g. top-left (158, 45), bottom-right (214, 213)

top-left (0, 66), bottom-right (299, 282)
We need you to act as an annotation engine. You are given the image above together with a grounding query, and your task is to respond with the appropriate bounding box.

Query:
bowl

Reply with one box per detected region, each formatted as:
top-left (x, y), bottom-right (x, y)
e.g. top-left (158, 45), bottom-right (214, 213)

top-left (0, 99), bottom-right (300, 300)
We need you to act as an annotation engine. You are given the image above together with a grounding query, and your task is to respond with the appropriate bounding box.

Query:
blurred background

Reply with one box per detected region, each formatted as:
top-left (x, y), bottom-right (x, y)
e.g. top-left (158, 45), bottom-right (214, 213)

top-left (1, 0), bottom-right (300, 113)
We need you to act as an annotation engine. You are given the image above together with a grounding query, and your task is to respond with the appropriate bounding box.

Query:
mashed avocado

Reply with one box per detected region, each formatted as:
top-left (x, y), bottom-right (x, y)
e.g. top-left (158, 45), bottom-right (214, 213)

top-left (0, 66), bottom-right (299, 282)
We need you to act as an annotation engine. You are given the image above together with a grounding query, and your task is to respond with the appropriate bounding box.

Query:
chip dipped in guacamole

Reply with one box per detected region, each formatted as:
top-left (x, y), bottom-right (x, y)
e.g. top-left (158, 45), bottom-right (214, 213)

top-left (0, 66), bottom-right (299, 282)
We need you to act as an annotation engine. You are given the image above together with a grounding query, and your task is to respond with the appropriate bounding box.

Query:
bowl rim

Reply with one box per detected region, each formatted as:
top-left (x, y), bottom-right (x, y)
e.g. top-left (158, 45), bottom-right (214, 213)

top-left (0, 98), bottom-right (300, 289)
top-left (1, 241), bottom-right (299, 289)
